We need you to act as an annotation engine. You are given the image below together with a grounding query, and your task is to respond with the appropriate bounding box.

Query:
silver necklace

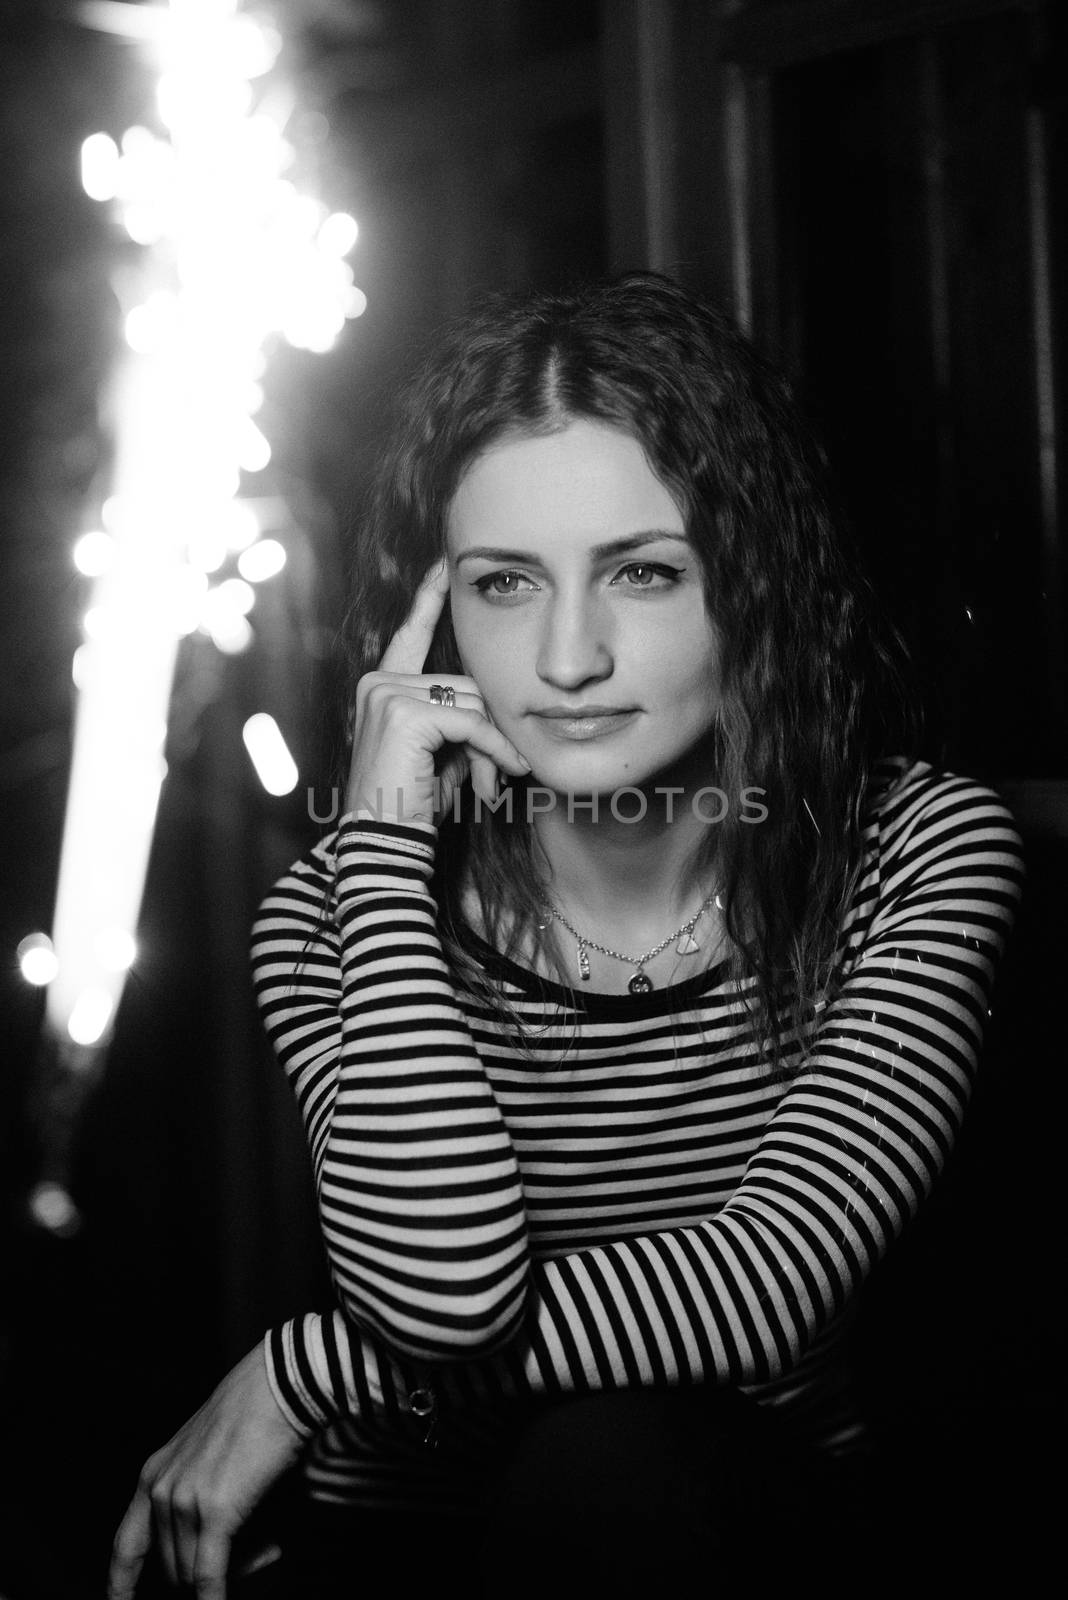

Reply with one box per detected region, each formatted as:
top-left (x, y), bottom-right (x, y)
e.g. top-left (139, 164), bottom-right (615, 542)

top-left (539, 891), bottom-right (722, 995)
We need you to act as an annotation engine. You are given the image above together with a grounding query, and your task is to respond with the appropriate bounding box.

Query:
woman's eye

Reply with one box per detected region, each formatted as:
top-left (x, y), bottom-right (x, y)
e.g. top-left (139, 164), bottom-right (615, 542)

top-left (613, 562), bottom-right (684, 589)
top-left (471, 570), bottom-right (537, 599)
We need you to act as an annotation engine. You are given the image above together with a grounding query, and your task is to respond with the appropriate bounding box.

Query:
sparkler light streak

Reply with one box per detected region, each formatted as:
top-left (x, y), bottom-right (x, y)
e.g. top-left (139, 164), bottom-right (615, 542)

top-left (42, 0), bottom-right (363, 1055)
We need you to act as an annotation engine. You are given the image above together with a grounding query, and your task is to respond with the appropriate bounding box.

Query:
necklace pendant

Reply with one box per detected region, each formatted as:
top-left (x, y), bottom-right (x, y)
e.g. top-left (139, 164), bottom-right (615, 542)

top-left (628, 970), bottom-right (653, 995)
top-left (578, 944), bottom-right (591, 982)
top-left (676, 931), bottom-right (701, 956)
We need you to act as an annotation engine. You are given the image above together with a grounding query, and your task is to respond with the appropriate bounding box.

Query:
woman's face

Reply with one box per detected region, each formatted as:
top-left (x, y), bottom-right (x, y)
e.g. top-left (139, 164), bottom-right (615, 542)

top-left (446, 418), bottom-right (721, 794)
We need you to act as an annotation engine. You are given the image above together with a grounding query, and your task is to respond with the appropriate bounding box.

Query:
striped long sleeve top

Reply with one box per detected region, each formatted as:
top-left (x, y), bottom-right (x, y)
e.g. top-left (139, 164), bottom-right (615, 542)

top-left (250, 759), bottom-right (1022, 1509)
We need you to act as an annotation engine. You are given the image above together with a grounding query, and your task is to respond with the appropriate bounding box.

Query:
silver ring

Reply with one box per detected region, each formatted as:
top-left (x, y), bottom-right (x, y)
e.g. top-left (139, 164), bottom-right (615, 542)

top-left (428, 683), bottom-right (455, 708)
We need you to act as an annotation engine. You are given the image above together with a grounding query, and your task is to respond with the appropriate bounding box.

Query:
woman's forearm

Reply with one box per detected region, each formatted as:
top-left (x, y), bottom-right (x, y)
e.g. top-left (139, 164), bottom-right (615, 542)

top-left (251, 817), bottom-right (531, 1362)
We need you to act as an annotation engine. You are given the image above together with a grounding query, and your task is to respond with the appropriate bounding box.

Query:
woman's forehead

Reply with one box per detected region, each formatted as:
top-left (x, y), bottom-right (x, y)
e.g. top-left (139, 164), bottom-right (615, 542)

top-left (447, 421), bottom-right (685, 547)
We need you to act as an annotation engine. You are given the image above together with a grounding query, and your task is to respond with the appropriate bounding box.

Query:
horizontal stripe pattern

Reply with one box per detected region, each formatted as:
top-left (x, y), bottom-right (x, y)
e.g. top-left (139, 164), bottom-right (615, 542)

top-left (254, 761), bottom-right (1021, 1508)
top-left (253, 821), bottom-right (530, 1358)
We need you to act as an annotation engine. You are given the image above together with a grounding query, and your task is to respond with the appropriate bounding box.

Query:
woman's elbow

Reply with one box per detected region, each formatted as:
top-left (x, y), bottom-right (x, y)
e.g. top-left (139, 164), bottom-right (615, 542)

top-left (403, 1306), bottom-right (524, 1363)
top-left (345, 1278), bottom-right (528, 1364)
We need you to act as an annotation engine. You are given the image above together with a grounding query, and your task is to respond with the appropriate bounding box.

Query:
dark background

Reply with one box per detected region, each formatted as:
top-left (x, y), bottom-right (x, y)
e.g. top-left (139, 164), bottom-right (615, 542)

top-left (1, 2), bottom-right (1064, 1595)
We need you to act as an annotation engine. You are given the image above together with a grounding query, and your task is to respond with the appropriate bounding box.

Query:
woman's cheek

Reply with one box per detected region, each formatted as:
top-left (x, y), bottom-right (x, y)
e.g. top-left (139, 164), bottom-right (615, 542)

top-left (449, 592), bottom-right (478, 675)
top-left (452, 595), bottom-right (530, 715)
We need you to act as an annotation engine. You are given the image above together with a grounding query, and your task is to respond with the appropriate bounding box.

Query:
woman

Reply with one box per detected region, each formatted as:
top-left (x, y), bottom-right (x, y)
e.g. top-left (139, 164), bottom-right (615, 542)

top-left (109, 273), bottom-right (1022, 1598)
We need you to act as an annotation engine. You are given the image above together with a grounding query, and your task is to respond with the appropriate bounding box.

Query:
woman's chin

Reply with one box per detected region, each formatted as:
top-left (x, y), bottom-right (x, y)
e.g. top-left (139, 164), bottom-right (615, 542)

top-left (516, 757), bottom-right (666, 802)
top-left (519, 738), bottom-right (716, 799)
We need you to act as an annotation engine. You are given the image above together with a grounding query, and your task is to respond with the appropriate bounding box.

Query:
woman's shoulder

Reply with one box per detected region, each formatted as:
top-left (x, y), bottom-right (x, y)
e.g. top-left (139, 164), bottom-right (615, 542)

top-left (862, 755), bottom-right (1023, 859)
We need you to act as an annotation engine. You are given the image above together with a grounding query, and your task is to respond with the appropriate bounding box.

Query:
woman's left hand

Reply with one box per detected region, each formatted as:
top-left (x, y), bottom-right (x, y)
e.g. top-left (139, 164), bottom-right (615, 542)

top-left (108, 1343), bottom-right (305, 1600)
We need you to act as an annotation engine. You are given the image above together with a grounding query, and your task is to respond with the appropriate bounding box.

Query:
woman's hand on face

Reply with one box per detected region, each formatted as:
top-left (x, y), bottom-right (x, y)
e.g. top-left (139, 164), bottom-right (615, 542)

top-left (107, 1344), bottom-right (304, 1600)
top-left (346, 557), bottom-right (530, 824)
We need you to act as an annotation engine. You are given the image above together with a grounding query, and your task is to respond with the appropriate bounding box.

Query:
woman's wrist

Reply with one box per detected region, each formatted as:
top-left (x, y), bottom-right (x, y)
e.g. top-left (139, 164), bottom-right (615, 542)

top-left (337, 808), bottom-right (438, 840)
top-left (333, 814), bottom-right (438, 912)
top-left (264, 1311), bottom-right (407, 1437)
top-left (263, 1320), bottom-right (326, 1437)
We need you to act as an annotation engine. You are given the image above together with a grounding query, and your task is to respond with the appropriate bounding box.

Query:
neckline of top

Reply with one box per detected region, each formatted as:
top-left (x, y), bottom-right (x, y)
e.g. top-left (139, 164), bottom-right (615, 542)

top-left (454, 917), bottom-right (736, 1017)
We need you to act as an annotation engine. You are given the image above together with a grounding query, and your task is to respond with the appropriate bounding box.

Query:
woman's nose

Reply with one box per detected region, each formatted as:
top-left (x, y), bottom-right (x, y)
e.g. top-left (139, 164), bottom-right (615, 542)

top-left (535, 594), bottom-right (613, 689)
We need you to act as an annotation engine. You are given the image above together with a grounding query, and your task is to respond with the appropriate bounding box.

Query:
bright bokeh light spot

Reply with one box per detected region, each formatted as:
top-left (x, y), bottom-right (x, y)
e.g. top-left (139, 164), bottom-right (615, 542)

top-left (28, 1182), bottom-right (81, 1236)
top-left (101, 496), bottom-right (126, 532)
top-left (73, 531), bottom-right (117, 577)
top-left (237, 538), bottom-right (286, 582)
top-left (158, 68), bottom-right (253, 133)
top-left (289, 193), bottom-right (324, 238)
top-left (318, 212), bottom-right (359, 256)
top-left (82, 606), bottom-right (111, 640)
top-left (124, 293), bottom-right (180, 355)
top-left (243, 713), bottom-right (298, 795)
top-left (217, 577), bottom-right (256, 615)
top-left (228, 14), bottom-right (283, 79)
top-left (201, 583), bottom-right (255, 645)
top-left (169, 566), bottom-right (210, 634)
top-left (206, 610), bottom-right (254, 655)
top-left (348, 287), bottom-right (368, 318)
top-left (237, 418), bottom-right (271, 473)
top-left (186, 532), bottom-right (228, 574)
top-left (123, 205), bottom-right (167, 246)
top-left (71, 645), bottom-right (90, 690)
top-left (18, 933), bottom-right (59, 987)
top-left (121, 124), bottom-right (155, 159)
top-left (95, 928), bottom-right (138, 973)
top-left (81, 133), bottom-right (120, 201)
top-left (223, 500), bottom-right (261, 552)
top-left (67, 987), bottom-right (115, 1046)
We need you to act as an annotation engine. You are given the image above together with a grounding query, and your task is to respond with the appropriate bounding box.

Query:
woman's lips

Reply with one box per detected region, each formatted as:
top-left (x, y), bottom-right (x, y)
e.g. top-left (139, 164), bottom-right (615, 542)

top-left (530, 709), bottom-right (639, 741)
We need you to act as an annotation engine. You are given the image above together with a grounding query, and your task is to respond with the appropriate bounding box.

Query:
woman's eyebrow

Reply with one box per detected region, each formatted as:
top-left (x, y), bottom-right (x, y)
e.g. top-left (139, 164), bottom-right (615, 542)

top-left (454, 530), bottom-right (690, 566)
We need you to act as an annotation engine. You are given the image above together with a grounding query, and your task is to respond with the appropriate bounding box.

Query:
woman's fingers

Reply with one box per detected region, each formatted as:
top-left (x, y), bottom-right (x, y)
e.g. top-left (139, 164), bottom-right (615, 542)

top-left (378, 557), bottom-right (450, 675)
top-left (466, 747), bottom-right (501, 807)
top-left (375, 681), bottom-right (485, 717)
top-left (156, 1497), bottom-right (181, 1588)
top-left (107, 1344), bottom-right (304, 1600)
top-left (433, 707), bottom-right (528, 776)
top-left (127, 1484), bottom-right (232, 1600)
top-left (114, 1478), bottom-right (240, 1600)
top-left (170, 1496), bottom-right (199, 1588)
top-left (360, 703), bottom-right (529, 787)
top-left (356, 678), bottom-right (526, 770)
top-left (347, 672), bottom-right (529, 821)
top-left (354, 671), bottom-right (482, 713)
top-left (108, 1489), bottom-right (152, 1599)
top-left (191, 1527), bottom-right (233, 1600)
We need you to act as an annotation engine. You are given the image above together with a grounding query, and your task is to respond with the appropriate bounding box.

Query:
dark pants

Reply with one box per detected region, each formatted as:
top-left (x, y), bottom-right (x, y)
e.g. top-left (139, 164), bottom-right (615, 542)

top-left (237, 1388), bottom-right (876, 1599)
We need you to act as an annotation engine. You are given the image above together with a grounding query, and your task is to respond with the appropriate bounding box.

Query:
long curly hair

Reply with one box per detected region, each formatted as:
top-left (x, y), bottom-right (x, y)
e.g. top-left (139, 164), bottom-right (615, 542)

top-left (339, 272), bottom-right (919, 1075)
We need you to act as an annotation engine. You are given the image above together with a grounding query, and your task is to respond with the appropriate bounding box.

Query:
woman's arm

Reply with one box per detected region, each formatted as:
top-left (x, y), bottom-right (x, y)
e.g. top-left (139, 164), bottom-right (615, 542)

top-left (250, 814), bottom-right (530, 1366)
top-left (269, 776), bottom-right (1022, 1420)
